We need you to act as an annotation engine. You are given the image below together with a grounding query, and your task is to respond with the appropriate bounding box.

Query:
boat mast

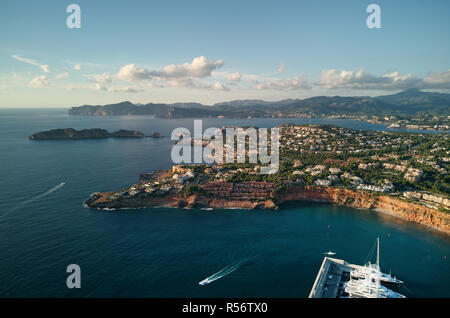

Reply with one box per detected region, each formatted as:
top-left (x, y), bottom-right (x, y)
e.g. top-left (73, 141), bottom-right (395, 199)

top-left (376, 237), bottom-right (380, 298)
top-left (376, 237), bottom-right (380, 268)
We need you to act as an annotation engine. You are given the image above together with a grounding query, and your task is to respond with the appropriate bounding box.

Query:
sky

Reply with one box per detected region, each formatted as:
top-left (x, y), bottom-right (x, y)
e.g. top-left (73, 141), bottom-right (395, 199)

top-left (0, 0), bottom-right (449, 107)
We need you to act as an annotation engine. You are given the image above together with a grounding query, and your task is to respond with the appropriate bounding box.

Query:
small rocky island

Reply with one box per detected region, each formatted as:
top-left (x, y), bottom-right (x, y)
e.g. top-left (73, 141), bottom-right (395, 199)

top-left (29, 128), bottom-right (163, 140)
top-left (149, 131), bottom-right (164, 138)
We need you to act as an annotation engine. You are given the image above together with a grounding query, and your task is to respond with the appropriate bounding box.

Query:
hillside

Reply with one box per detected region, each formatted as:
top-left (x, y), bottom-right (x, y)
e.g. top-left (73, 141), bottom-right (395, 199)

top-left (68, 90), bottom-right (450, 118)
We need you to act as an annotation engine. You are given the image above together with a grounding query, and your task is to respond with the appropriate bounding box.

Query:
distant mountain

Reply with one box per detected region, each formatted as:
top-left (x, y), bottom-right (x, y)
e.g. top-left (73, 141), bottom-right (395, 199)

top-left (373, 89), bottom-right (450, 113)
top-left (375, 88), bottom-right (450, 104)
top-left (276, 96), bottom-right (395, 115)
top-left (213, 99), bottom-right (288, 108)
top-left (68, 89), bottom-right (450, 117)
top-left (169, 102), bottom-right (207, 109)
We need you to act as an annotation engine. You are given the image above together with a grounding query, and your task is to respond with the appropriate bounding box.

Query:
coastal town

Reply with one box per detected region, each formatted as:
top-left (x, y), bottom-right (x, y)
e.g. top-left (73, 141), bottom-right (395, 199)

top-left (369, 114), bottom-right (449, 131)
top-left (278, 124), bottom-right (448, 202)
top-left (86, 124), bottom-right (449, 233)
top-left (273, 113), bottom-right (450, 132)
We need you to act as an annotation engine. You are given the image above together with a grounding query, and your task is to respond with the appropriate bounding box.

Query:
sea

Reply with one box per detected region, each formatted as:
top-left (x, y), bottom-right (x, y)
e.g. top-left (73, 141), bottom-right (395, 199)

top-left (0, 108), bottom-right (448, 297)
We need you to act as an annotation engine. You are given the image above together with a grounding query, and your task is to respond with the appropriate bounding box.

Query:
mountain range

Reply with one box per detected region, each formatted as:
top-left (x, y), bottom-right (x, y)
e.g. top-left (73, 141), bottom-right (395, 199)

top-left (68, 89), bottom-right (450, 118)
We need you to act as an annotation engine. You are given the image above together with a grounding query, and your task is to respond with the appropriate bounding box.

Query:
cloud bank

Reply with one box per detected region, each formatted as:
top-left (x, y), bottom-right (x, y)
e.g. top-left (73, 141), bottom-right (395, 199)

top-left (255, 75), bottom-right (311, 91)
top-left (151, 56), bottom-right (224, 78)
top-left (14, 52), bottom-right (450, 96)
top-left (116, 64), bottom-right (151, 82)
top-left (317, 68), bottom-right (450, 90)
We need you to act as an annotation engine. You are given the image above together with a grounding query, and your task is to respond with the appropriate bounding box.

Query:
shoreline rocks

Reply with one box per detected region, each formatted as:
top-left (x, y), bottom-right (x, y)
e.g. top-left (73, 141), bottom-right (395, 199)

top-left (85, 183), bottom-right (449, 235)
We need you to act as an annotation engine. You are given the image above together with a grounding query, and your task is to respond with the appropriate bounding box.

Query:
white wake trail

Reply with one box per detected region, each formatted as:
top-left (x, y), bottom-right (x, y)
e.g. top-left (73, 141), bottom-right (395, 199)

top-left (0, 182), bottom-right (65, 221)
top-left (20, 182), bottom-right (65, 206)
top-left (199, 257), bottom-right (255, 286)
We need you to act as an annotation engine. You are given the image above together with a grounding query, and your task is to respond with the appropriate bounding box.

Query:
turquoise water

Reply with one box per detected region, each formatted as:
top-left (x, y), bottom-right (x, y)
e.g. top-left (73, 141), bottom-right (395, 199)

top-left (0, 109), bottom-right (448, 297)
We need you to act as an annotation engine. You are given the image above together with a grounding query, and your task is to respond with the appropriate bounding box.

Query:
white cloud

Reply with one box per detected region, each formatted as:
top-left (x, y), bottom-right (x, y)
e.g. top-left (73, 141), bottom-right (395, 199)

top-left (167, 78), bottom-right (229, 91)
top-left (167, 78), bottom-right (203, 89)
top-left (64, 83), bottom-right (142, 93)
top-left (91, 83), bottom-right (107, 91)
top-left (12, 55), bottom-right (50, 73)
top-left (423, 70), bottom-right (450, 89)
top-left (29, 75), bottom-right (49, 87)
top-left (115, 56), bottom-right (227, 93)
top-left (64, 60), bottom-right (107, 70)
top-left (277, 62), bottom-right (286, 74)
top-left (212, 82), bottom-right (229, 91)
top-left (316, 68), bottom-right (450, 90)
top-left (56, 72), bottom-right (69, 79)
top-left (151, 56), bottom-right (224, 79)
top-left (116, 64), bottom-right (151, 81)
top-left (255, 75), bottom-right (311, 91)
top-left (88, 72), bottom-right (112, 84)
top-left (40, 65), bottom-right (50, 73)
top-left (227, 72), bottom-right (241, 82)
top-left (12, 55), bottom-right (41, 67)
top-left (317, 68), bottom-right (420, 90)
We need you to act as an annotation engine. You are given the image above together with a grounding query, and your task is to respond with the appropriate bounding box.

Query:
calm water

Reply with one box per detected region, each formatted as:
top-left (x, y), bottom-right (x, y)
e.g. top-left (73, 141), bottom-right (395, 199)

top-left (0, 109), bottom-right (448, 297)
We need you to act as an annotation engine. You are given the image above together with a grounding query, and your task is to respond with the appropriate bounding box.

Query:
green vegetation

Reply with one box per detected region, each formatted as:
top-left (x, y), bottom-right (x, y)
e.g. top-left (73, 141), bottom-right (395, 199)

top-left (180, 185), bottom-right (209, 198)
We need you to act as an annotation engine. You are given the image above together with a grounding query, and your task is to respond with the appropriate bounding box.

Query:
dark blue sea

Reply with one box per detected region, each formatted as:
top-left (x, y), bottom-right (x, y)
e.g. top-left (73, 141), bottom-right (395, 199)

top-left (0, 109), bottom-right (448, 297)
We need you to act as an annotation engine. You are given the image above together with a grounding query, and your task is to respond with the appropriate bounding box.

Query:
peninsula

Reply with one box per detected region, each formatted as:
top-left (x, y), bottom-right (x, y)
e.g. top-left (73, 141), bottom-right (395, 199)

top-left (85, 124), bottom-right (450, 234)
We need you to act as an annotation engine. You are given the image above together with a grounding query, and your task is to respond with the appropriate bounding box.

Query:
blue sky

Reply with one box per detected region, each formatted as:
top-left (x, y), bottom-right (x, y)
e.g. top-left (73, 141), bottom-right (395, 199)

top-left (1, 0), bottom-right (449, 107)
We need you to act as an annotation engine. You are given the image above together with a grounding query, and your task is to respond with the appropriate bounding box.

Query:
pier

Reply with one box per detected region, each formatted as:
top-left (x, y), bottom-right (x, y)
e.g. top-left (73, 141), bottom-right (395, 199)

top-left (309, 246), bottom-right (405, 298)
top-left (308, 257), bottom-right (353, 298)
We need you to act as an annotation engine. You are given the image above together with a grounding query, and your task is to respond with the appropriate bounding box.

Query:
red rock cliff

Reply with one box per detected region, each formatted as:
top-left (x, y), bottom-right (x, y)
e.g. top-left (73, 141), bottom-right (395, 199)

top-left (276, 186), bottom-right (450, 234)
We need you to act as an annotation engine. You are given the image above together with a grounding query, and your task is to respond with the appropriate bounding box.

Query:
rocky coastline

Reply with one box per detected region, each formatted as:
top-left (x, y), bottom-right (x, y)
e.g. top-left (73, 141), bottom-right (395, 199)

top-left (276, 186), bottom-right (450, 234)
top-left (85, 180), bottom-right (449, 235)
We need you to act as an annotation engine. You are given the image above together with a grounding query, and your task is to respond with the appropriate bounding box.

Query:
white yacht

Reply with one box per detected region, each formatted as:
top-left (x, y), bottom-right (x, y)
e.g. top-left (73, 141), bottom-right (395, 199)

top-left (343, 238), bottom-right (405, 298)
top-left (350, 264), bottom-right (403, 284)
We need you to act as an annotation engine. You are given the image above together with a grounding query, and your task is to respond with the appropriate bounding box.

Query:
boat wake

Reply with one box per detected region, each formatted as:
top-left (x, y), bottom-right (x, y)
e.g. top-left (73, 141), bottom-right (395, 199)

top-left (199, 257), bottom-right (255, 286)
top-left (20, 182), bottom-right (65, 207)
top-left (0, 182), bottom-right (65, 221)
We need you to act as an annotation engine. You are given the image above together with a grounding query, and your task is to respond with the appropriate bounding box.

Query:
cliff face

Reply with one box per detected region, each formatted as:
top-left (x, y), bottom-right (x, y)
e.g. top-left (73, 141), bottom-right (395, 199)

top-left (87, 192), bottom-right (276, 211)
top-left (276, 186), bottom-right (450, 234)
top-left (277, 186), bottom-right (377, 209)
top-left (86, 186), bottom-right (449, 235)
top-left (375, 195), bottom-right (449, 233)
top-left (183, 195), bottom-right (277, 210)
